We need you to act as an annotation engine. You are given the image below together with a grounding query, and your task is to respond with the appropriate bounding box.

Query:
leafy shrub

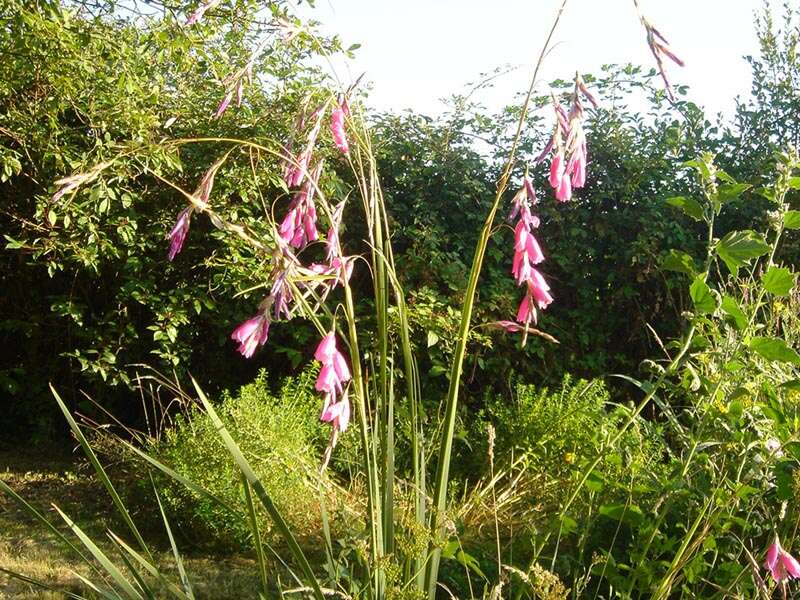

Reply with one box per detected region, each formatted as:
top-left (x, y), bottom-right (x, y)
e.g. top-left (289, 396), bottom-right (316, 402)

top-left (149, 367), bottom-right (360, 549)
top-left (466, 375), bottom-right (662, 490)
top-left (449, 375), bottom-right (663, 593)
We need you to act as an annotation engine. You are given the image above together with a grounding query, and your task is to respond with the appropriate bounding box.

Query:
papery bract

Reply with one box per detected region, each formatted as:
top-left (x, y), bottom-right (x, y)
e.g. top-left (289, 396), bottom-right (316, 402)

top-left (270, 271), bottom-right (294, 320)
top-left (568, 141), bottom-right (587, 188)
top-left (326, 200), bottom-right (346, 262)
top-left (214, 90), bottom-right (233, 118)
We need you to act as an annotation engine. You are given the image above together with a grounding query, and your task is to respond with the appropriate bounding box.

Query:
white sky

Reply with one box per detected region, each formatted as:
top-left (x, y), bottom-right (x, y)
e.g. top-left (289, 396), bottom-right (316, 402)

top-left (299, 0), bottom-right (770, 119)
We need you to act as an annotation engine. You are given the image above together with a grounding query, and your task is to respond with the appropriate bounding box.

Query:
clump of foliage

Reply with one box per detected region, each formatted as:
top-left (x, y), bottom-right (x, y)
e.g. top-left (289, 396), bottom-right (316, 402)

top-left (149, 367), bottom-right (359, 549)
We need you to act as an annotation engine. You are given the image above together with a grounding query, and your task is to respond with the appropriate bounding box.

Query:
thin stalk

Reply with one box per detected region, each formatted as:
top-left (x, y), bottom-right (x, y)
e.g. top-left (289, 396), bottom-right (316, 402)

top-left (341, 275), bottom-right (384, 598)
top-left (424, 2), bottom-right (569, 596)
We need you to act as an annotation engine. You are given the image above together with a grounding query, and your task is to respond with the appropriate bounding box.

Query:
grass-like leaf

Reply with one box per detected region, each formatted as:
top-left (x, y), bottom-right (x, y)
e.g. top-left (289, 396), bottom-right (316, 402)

top-left (51, 385), bottom-right (153, 562)
top-left (52, 503), bottom-right (143, 600)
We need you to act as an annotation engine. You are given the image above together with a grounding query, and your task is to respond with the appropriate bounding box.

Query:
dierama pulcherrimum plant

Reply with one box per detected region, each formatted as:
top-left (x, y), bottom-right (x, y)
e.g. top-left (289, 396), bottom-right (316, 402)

top-left (20, 1), bottom-right (727, 599)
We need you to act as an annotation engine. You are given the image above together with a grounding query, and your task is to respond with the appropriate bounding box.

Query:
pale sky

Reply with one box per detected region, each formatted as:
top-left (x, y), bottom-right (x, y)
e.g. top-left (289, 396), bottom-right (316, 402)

top-left (299, 0), bottom-right (770, 119)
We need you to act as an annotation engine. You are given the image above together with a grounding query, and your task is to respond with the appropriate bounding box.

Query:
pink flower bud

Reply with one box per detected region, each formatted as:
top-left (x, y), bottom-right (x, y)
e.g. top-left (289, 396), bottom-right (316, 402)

top-left (168, 208), bottom-right (192, 261)
top-left (330, 101), bottom-right (349, 154)
top-left (214, 90), bottom-right (233, 118)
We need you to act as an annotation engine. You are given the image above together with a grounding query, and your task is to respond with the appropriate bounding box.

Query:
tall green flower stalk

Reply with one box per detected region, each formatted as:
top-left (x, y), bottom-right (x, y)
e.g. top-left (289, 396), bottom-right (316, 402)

top-left (423, 2), bottom-right (569, 595)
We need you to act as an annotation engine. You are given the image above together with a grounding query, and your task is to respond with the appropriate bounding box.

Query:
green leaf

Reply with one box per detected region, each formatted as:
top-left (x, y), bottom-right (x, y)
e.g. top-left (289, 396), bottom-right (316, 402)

top-left (683, 159), bottom-right (712, 180)
top-left (52, 505), bottom-right (144, 600)
top-left (716, 183), bottom-right (751, 204)
top-left (762, 266), bottom-right (795, 296)
top-left (784, 211), bottom-right (800, 229)
top-left (427, 330), bottom-right (439, 348)
top-left (585, 471), bottom-right (605, 493)
top-left (716, 230), bottom-right (769, 275)
top-left (720, 296), bottom-right (747, 330)
top-left (750, 337), bottom-right (800, 365)
top-left (47, 209), bottom-right (57, 226)
top-left (4, 235), bottom-right (24, 249)
top-left (666, 196), bottom-right (704, 221)
top-left (661, 250), bottom-right (697, 277)
top-left (787, 176), bottom-right (800, 189)
top-left (560, 514), bottom-right (578, 535)
top-left (599, 503), bottom-right (644, 526)
top-left (690, 276), bottom-right (716, 314)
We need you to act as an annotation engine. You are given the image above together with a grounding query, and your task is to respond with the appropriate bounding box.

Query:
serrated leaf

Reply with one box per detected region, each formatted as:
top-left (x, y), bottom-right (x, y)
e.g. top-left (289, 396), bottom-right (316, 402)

top-left (716, 170), bottom-right (736, 183)
top-left (661, 250), bottom-right (697, 276)
top-left (716, 183), bottom-right (751, 203)
top-left (750, 337), bottom-right (800, 365)
top-left (784, 211), bottom-right (800, 229)
top-left (721, 296), bottom-right (747, 330)
top-left (666, 196), bottom-right (704, 221)
top-left (690, 276), bottom-right (716, 314)
top-left (683, 159), bottom-right (711, 180)
top-left (716, 230), bottom-right (769, 275)
top-left (762, 266), bottom-right (795, 296)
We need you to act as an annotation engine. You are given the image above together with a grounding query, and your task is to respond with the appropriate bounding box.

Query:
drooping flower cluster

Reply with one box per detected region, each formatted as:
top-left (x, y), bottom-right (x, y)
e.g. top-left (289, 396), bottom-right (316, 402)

top-left (154, 91), bottom-right (356, 445)
top-left (765, 535), bottom-right (800, 583)
top-left (640, 17), bottom-right (685, 101)
top-left (509, 176), bottom-right (552, 339)
top-left (314, 331), bottom-right (351, 433)
top-left (280, 161), bottom-right (322, 249)
top-left (546, 75), bottom-right (597, 202)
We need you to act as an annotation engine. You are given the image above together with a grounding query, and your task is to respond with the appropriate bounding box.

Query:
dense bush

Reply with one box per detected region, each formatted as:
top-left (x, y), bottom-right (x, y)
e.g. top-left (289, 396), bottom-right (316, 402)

top-left (148, 367), bottom-right (359, 549)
